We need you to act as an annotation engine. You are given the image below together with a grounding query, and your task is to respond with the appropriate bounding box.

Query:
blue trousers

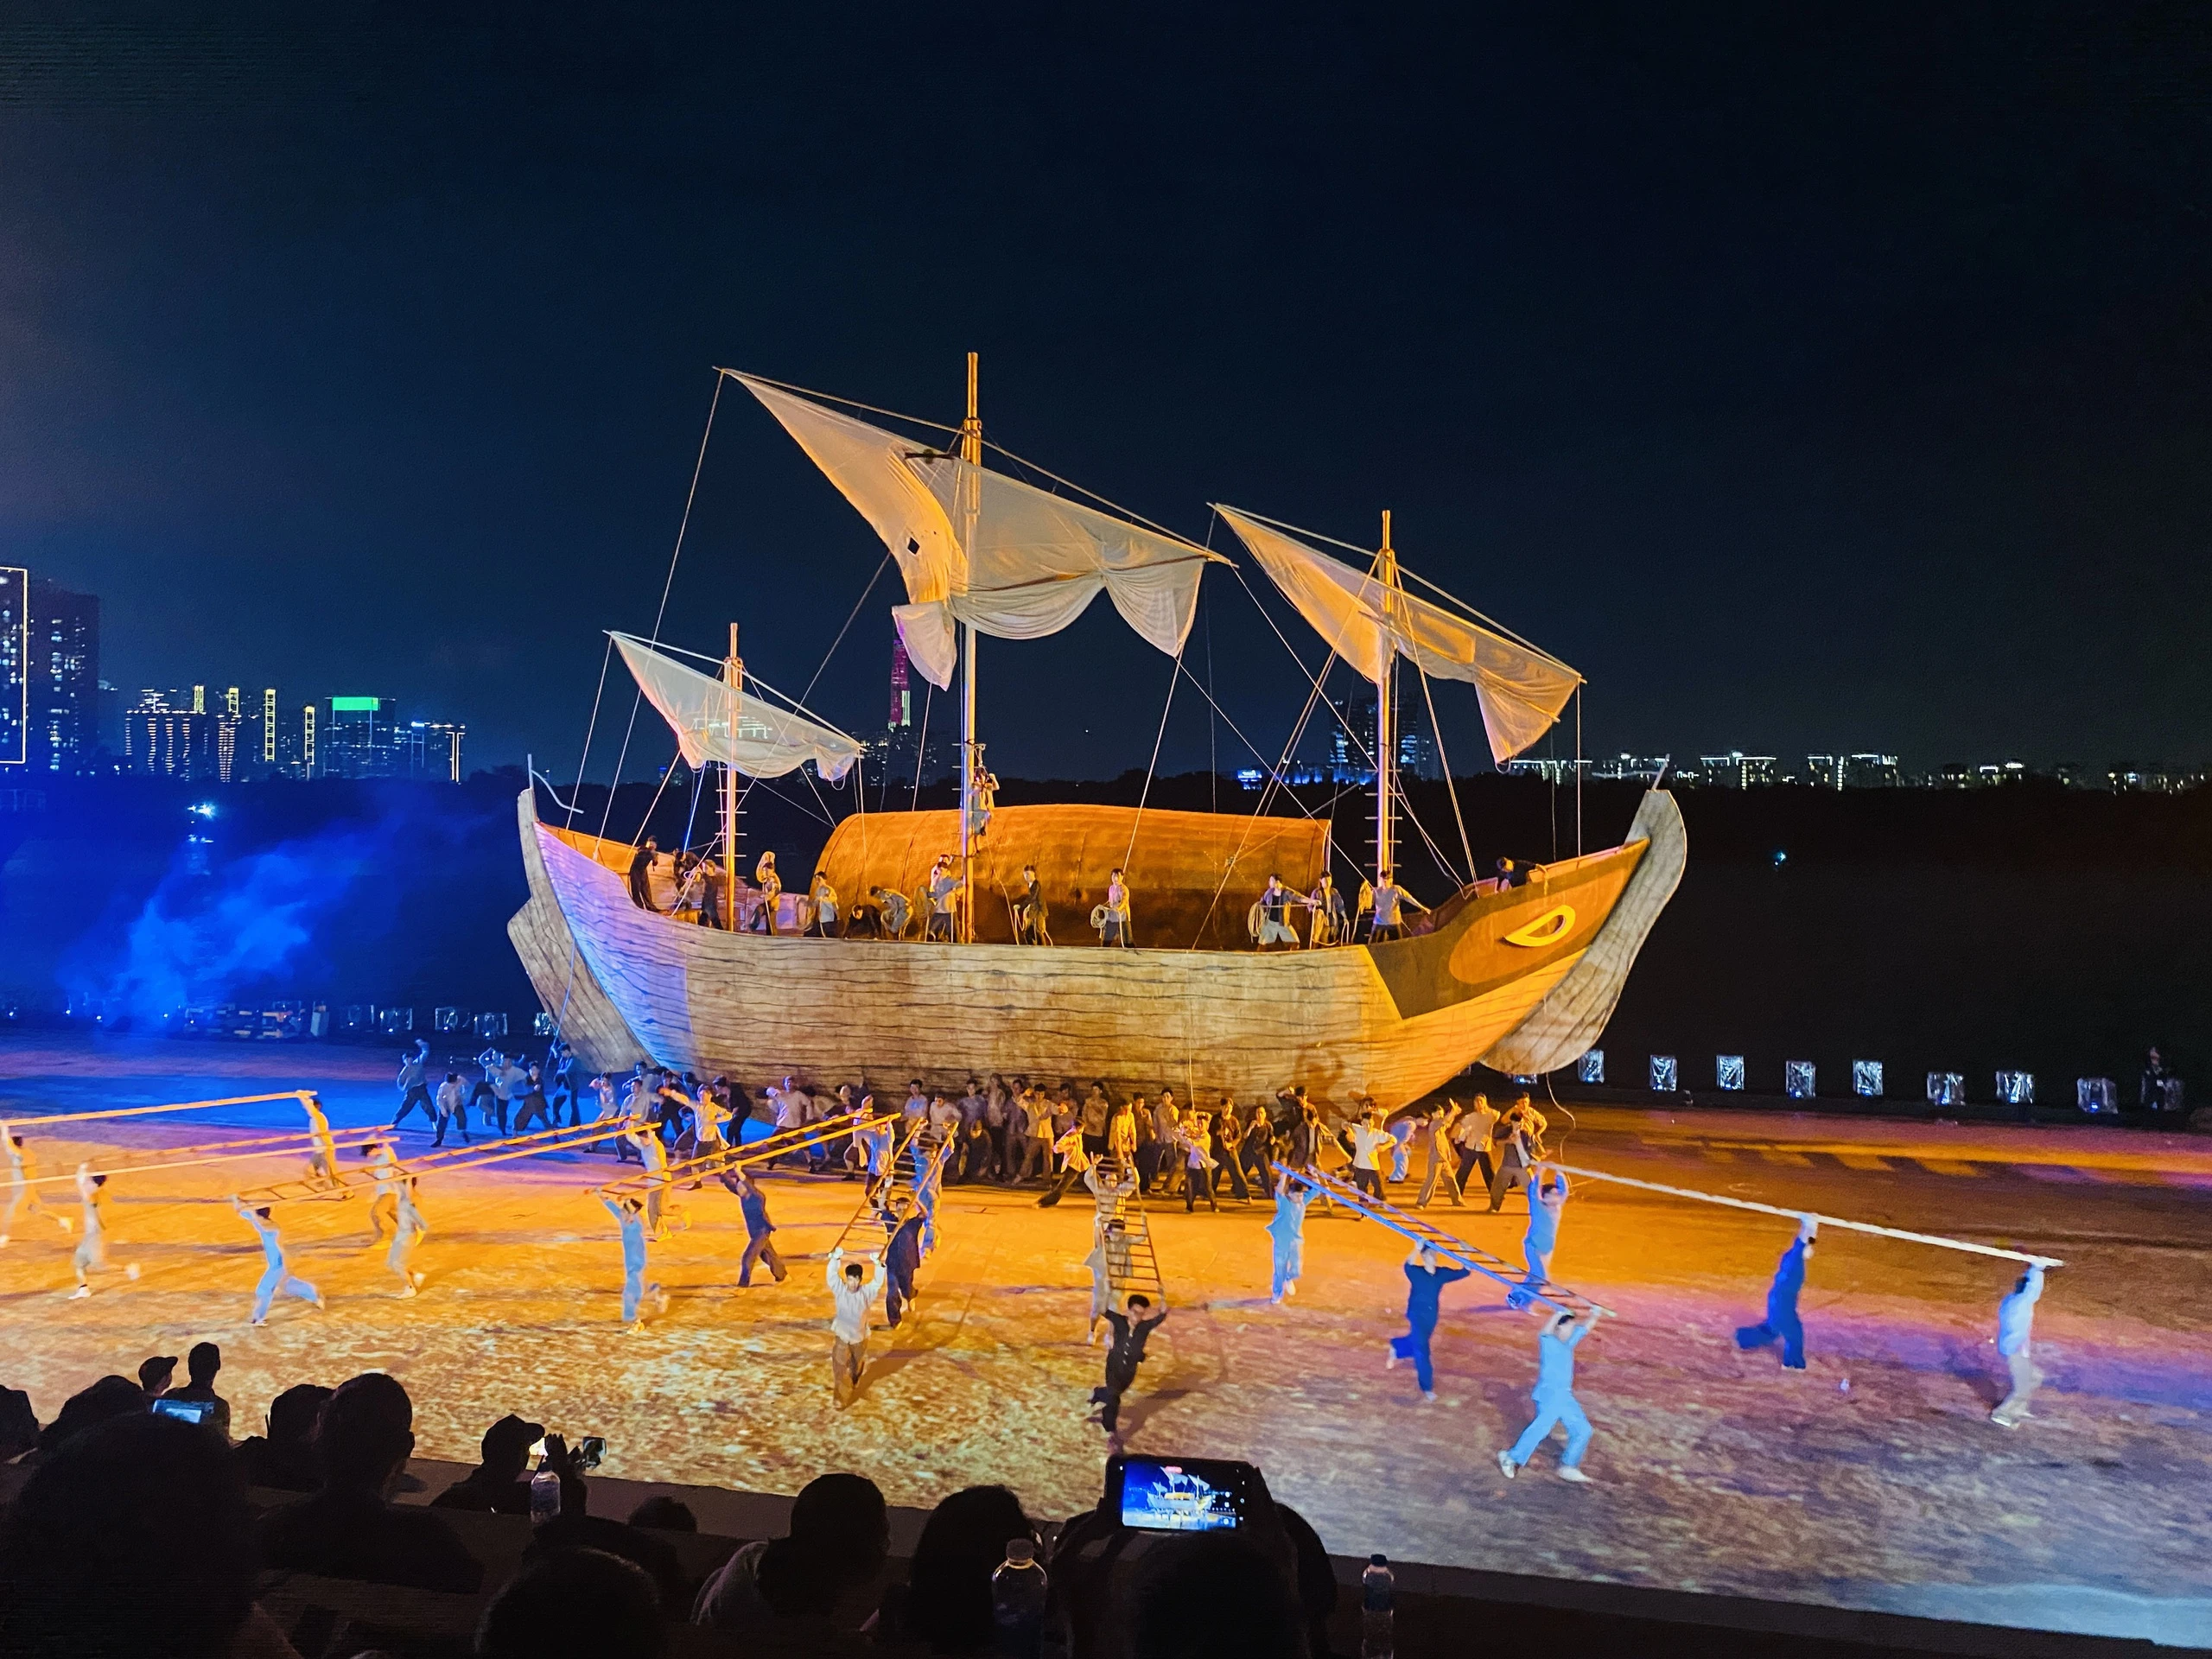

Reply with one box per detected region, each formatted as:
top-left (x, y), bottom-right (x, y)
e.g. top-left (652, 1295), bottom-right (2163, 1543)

top-left (253, 1265), bottom-right (317, 1322)
top-left (1389, 1325), bottom-right (1437, 1390)
top-left (1735, 1314), bottom-right (1806, 1369)
top-left (1508, 1391), bottom-right (1592, 1469)
top-left (1271, 1241), bottom-right (1301, 1300)
top-left (622, 1262), bottom-right (646, 1322)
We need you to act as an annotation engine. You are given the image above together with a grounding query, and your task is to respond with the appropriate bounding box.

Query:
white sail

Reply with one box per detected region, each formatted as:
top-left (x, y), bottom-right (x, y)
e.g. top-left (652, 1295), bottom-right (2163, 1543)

top-left (1214, 506), bottom-right (1581, 764)
top-left (612, 633), bottom-right (861, 781)
top-left (739, 374), bottom-right (1221, 690)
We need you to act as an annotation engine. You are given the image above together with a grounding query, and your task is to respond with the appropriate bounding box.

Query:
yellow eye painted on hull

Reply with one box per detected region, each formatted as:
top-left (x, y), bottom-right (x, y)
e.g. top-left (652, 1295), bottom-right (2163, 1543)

top-left (1503, 905), bottom-right (1576, 948)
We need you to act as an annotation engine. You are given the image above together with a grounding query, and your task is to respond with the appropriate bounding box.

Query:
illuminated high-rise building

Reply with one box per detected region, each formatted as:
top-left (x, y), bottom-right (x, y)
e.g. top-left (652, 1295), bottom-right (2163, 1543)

top-left (191, 683), bottom-right (205, 715)
top-left (226, 685), bottom-right (240, 718)
top-left (262, 688), bottom-right (277, 763)
top-left (302, 703), bottom-right (315, 778)
top-left (0, 568), bottom-right (26, 767)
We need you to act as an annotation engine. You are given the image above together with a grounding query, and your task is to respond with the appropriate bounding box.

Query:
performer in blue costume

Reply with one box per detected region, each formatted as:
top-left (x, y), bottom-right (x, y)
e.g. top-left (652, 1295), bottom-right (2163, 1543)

top-left (1735, 1218), bottom-right (1818, 1369)
top-left (1385, 1243), bottom-right (1471, 1400)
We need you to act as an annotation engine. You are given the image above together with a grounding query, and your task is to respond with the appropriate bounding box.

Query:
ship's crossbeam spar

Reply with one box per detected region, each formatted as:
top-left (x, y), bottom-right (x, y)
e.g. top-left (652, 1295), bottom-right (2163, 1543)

top-left (1274, 1162), bottom-right (1611, 1319)
top-left (234, 1118), bottom-right (636, 1211)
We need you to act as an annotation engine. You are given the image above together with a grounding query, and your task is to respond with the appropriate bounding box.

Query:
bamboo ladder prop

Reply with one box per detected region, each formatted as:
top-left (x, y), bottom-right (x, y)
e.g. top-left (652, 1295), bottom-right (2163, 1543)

top-left (829, 1120), bottom-right (945, 1259)
top-left (1091, 1158), bottom-right (1165, 1301)
top-left (232, 1118), bottom-right (632, 1210)
top-left (596, 1113), bottom-right (899, 1205)
top-left (1278, 1163), bottom-right (1612, 1319)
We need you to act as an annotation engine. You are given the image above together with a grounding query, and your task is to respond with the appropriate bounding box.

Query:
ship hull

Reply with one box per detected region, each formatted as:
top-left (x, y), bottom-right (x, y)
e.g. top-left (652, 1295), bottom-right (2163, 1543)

top-left (512, 791), bottom-right (1669, 1111)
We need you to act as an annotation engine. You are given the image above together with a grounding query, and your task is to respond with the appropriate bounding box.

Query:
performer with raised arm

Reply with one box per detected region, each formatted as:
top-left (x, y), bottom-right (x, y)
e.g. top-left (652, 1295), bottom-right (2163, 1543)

top-left (1386, 1243), bottom-right (1471, 1401)
top-left (1, 1122), bottom-right (70, 1245)
top-left (1990, 1262), bottom-right (2047, 1428)
top-left (391, 1039), bottom-right (435, 1132)
top-left (1498, 1306), bottom-right (1603, 1484)
top-left (825, 1245), bottom-right (887, 1409)
top-left (912, 1131), bottom-right (950, 1255)
top-left (1267, 1167), bottom-right (1313, 1305)
top-left (1091, 1292), bottom-right (1168, 1445)
top-left (925, 854), bottom-right (960, 941)
top-left (601, 1190), bottom-right (664, 1331)
top-left (1344, 1104), bottom-right (1395, 1202)
top-left (1735, 1218), bottom-right (1817, 1370)
top-left (387, 1176), bottom-right (429, 1297)
top-left (717, 1163), bottom-right (789, 1287)
top-left (1368, 868), bottom-right (1426, 942)
top-left (301, 1093), bottom-right (344, 1192)
top-left (1507, 1166), bottom-right (1571, 1309)
top-left (69, 1165), bottom-right (139, 1297)
top-left (1415, 1101), bottom-right (1465, 1208)
top-left (626, 1119), bottom-right (677, 1239)
top-left (232, 1197), bottom-right (320, 1322)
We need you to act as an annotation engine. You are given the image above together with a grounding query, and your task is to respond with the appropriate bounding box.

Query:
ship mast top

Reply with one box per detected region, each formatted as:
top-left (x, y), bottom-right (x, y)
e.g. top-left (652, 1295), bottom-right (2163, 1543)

top-left (957, 353), bottom-right (982, 943)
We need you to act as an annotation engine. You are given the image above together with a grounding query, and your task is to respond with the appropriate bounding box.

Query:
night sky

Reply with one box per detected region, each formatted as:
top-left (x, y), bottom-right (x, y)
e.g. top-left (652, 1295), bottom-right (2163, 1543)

top-left (3, 5), bottom-right (2206, 782)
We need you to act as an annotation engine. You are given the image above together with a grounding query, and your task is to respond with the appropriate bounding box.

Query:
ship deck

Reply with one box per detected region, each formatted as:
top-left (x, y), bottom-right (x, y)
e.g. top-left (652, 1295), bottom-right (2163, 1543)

top-left (3, 1033), bottom-right (2207, 1647)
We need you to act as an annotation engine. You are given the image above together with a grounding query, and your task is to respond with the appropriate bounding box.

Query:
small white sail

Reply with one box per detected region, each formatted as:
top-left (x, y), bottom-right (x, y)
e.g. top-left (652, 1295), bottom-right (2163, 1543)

top-left (612, 633), bottom-right (861, 781)
top-left (739, 373), bottom-right (1221, 690)
top-left (1214, 506), bottom-right (1581, 764)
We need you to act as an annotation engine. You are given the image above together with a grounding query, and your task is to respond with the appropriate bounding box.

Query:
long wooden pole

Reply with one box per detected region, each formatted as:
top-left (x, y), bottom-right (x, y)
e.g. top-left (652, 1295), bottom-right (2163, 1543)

top-left (1549, 1162), bottom-right (2063, 1268)
top-left (2, 1090), bottom-right (315, 1128)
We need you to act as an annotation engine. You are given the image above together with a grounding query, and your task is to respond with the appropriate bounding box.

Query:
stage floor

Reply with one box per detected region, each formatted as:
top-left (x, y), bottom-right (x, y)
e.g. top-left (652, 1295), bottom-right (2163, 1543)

top-left (3, 1033), bottom-right (2209, 1645)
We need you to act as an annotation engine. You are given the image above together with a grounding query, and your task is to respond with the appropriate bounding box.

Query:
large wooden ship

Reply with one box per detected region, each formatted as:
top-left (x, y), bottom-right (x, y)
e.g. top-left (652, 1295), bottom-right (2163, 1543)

top-left (511, 362), bottom-right (1686, 1110)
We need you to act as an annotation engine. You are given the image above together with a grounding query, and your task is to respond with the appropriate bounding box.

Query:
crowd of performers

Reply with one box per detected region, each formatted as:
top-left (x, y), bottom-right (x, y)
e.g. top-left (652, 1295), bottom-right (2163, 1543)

top-left (5, 1039), bottom-right (2056, 1476)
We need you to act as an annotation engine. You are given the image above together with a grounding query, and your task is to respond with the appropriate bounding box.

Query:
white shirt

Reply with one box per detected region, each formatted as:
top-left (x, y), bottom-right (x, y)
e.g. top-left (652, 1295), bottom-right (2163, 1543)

top-left (1349, 1123), bottom-right (1395, 1171)
top-left (825, 1249), bottom-right (885, 1344)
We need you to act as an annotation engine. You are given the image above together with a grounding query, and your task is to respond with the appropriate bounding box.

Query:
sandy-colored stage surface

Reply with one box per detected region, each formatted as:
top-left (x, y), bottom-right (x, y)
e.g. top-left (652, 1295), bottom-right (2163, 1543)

top-left (3, 1035), bottom-right (2209, 1644)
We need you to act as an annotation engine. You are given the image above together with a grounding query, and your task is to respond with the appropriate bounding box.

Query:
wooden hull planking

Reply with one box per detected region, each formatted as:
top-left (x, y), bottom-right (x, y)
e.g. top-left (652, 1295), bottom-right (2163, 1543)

top-left (514, 791), bottom-right (1651, 1111)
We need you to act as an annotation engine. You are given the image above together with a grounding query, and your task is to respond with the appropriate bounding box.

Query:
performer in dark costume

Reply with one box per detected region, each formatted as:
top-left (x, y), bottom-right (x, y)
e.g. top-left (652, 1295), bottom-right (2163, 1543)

top-left (1090, 1293), bottom-right (1168, 1443)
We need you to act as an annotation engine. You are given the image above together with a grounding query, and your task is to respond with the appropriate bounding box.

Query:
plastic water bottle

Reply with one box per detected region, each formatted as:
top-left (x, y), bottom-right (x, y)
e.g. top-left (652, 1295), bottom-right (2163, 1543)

top-left (528, 1467), bottom-right (562, 1527)
top-left (991, 1537), bottom-right (1048, 1659)
top-left (1360, 1554), bottom-right (1395, 1659)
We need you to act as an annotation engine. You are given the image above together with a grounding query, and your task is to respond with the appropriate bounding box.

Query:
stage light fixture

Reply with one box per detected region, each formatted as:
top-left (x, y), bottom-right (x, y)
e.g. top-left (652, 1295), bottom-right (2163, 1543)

top-left (1649, 1054), bottom-right (1678, 1091)
top-left (1995, 1071), bottom-right (2034, 1107)
top-left (1852, 1060), bottom-right (1883, 1098)
top-left (1785, 1060), bottom-right (1815, 1099)
top-left (2075, 1077), bottom-right (2115, 1114)
top-left (1576, 1050), bottom-right (1604, 1084)
top-left (1925, 1071), bottom-right (1965, 1108)
top-left (1716, 1054), bottom-right (1745, 1090)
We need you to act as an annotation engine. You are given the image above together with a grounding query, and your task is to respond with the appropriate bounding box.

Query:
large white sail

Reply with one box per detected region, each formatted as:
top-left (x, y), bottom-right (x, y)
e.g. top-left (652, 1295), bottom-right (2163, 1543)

top-left (1214, 506), bottom-right (1581, 764)
top-left (739, 373), bottom-right (1220, 689)
top-left (612, 632), bottom-right (861, 781)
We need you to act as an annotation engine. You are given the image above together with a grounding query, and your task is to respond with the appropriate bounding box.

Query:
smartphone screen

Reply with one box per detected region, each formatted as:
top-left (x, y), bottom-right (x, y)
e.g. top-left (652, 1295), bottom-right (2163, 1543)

top-left (1116, 1455), bottom-right (1247, 1532)
top-left (578, 1436), bottom-right (605, 1470)
top-left (150, 1397), bottom-right (213, 1426)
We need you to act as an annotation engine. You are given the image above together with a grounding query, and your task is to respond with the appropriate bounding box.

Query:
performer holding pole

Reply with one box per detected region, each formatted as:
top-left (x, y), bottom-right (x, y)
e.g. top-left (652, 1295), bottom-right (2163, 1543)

top-left (1267, 1168), bottom-right (1313, 1304)
top-left (1, 1122), bottom-right (71, 1245)
top-left (826, 1245), bottom-right (887, 1409)
top-left (717, 1164), bottom-right (789, 1287)
top-left (1990, 1262), bottom-right (2047, 1428)
top-left (1498, 1306), bottom-right (1603, 1484)
top-left (301, 1094), bottom-right (344, 1192)
top-left (1736, 1218), bottom-right (1817, 1370)
top-left (360, 1140), bottom-right (404, 1243)
top-left (601, 1191), bottom-right (664, 1331)
top-left (1507, 1167), bottom-right (1570, 1310)
top-left (881, 1196), bottom-right (925, 1326)
top-left (233, 1198), bottom-right (321, 1323)
top-left (1386, 1243), bottom-right (1471, 1401)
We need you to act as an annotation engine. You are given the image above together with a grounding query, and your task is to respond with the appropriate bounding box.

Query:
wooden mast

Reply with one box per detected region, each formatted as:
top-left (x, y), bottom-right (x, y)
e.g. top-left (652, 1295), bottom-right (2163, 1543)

top-left (957, 351), bottom-right (982, 943)
top-left (723, 622), bottom-right (741, 905)
top-left (1376, 508), bottom-right (1396, 883)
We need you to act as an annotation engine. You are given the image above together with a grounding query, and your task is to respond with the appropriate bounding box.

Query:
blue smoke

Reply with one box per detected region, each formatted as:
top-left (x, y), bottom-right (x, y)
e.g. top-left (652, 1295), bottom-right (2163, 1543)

top-left (60, 823), bottom-right (378, 1020)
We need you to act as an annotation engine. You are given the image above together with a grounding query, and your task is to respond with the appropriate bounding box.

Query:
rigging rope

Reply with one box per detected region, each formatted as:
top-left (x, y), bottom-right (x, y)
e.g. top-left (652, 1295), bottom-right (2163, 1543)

top-left (1414, 663), bottom-right (1474, 887)
top-left (593, 373), bottom-right (724, 860)
top-left (566, 635), bottom-right (616, 830)
top-left (1121, 639), bottom-right (1185, 872)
